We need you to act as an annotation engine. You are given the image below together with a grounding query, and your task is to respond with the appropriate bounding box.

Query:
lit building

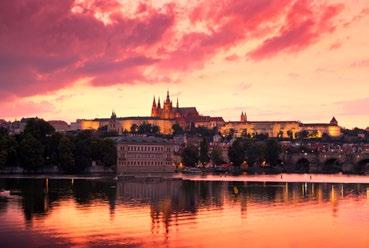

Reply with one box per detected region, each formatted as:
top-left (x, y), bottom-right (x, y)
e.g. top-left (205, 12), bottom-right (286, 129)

top-left (151, 91), bottom-right (225, 130)
top-left (48, 120), bottom-right (70, 132)
top-left (73, 91), bottom-right (224, 134)
top-left (220, 112), bottom-right (341, 138)
top-left (116, 136), bottom-right (175, 173)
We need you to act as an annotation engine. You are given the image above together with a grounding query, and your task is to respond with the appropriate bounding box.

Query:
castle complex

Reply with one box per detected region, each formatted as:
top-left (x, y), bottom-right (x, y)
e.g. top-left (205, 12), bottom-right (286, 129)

top-left (73, 91), bottom-right (341, 138)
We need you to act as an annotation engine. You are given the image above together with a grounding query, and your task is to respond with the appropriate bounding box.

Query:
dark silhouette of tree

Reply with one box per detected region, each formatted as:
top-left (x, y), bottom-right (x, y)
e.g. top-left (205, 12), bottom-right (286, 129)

top-left (265, 139), bottom-right (282, 166)
top-left (228, 138), bottom-right (246, 166)
top-left (172, 123), bottom-right (184, 135)
top-left (199, 138), bottom-right (210, 164)
top-left (19, 134), bottom-right (45, 171)
top-left (210, 145), bottom-right (225, 165)
top-left (58, 136), bottom-right (75, 172)
top-left (181, 145), bottom-right (199, 167)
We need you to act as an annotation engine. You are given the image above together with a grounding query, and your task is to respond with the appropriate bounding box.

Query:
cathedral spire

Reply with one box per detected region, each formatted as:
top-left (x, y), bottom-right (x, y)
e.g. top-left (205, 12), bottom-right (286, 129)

top-left (157, 97), bottom-right (161, 109)
top-left (152, 96), bottom-right (156, 108)
top-left (176, 98), bottom-right (179, 108)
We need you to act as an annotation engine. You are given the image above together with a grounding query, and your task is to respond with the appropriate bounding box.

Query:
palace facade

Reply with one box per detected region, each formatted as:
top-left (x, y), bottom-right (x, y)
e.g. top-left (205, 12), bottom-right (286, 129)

top-left (72, 91), bottom-right (341, 138)
top-left (73, 91), bottom-right (225, 134)
top-left (219, 113), bottom-right (341, 138)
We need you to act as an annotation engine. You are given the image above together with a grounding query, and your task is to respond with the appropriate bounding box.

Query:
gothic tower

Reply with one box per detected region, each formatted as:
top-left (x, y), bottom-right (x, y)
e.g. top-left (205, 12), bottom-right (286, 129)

top-left (240, 111), bottom-right (247, 122)
top-left (151, 96), bottom-right (158, 117)
top-left (163, 91), bottom-right (173, 119)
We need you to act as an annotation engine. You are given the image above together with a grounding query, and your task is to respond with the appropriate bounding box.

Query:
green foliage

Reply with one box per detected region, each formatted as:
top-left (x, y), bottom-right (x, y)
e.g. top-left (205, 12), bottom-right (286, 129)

top-left (189, 126), bottom-right (217, 137)
top-left (58, 136), bottom-right (75, 172)
top-left (246, 141), bottom-right (266, 166)
top-left (137, 123), bottom-right (160, 135)
top-left (172, 123), bottom-right (184, 135)
top-left (181, 145), bottom-right (199, 167)
top-left (91, 138), bottom-right (117, 168)
top-left (130, 124), bottom-right (139, 133)
top-left (199, 138), bottom-right (210, 164)
top-left (265, 139), bottom-right (282, 166)
top-left (23, 118), bottom-right (55, 140)
top-left (210, 146), bottom-right (225, 165)
top-left (19, 134), bottom-right (45, 171)
top-left (73, 134), bottom-right (92, 172)
top-left (228, 138), bottom-right (246, 166)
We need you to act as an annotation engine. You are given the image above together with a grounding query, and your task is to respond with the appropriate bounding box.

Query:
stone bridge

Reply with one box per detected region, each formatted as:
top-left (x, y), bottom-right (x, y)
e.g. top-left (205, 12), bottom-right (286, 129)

top-left (282, 151), bottom-right (369, 174)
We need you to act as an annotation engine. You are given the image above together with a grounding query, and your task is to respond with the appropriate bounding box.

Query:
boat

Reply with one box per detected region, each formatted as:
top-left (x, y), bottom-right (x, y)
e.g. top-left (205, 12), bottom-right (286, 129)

top-left (182, 167), bottom-right (203, 174)
top-left (0, 190), bottom-right (11, 198)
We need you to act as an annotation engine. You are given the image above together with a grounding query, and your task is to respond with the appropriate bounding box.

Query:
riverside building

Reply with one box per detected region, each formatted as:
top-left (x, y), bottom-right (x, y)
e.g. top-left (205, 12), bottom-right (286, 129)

top-left (116, 136), bottom-right (175, 173)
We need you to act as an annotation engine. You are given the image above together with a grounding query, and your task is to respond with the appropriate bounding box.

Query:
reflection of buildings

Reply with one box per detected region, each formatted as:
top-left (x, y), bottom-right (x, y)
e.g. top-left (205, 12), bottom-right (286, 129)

top-left (116, 136), bottom-right (175, 173)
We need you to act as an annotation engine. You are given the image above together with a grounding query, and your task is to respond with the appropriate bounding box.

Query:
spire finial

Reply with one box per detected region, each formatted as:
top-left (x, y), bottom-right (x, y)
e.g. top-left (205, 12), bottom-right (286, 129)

top-left (152, 96), bottom-right (156, 107)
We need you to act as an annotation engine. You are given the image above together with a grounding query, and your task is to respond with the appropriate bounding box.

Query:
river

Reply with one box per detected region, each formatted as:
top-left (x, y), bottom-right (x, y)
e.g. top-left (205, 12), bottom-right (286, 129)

top-left (0, 174), bottom-right (368, 247)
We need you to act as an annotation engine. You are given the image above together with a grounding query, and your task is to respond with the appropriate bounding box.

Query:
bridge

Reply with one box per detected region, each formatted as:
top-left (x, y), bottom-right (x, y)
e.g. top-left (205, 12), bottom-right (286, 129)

top-left (282, 151), bottom-right (369, 174)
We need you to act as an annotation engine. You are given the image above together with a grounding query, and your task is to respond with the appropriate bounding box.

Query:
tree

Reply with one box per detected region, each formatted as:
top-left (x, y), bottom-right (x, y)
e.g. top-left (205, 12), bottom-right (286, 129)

top-left (265, 139), bottom-right (282, 166)
top-left (130, 124), bottom-right (139, 133)
top-left (99, 139), bottom-right (117, 168)
top-left (297, 130), bottom-right (309, 140)
top-left (19, 134), bottom-right (45, 171)
top-left (58, 136), bottom-right (75, 172)
top-left (287, 130), bottom-right (294, 140)
top-left (277, 130), bottom-right (284, 139)
top-left (246, 142), bottom-right (266, 166)
top-left (181, 145), bottom-right (199, 167)
top-left (0, 132), bottom-right (18, 168)
top-left (228, 138), bottom-right (246, 166)
top-left (23, 118), bottom-right (55, 141)
top-left (172, 123), bottom-right (184, 135)
top-left (210, 146), bottom-right (224, 165)
top-left (199, 138), bottom-right (210, 164)
top-left (74, 133), bottom-right (92, 172)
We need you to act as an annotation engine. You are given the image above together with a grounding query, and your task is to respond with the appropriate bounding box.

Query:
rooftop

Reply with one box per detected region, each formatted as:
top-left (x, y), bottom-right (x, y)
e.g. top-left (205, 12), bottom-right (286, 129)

top-left (116, 135), bottom-right (173, 145)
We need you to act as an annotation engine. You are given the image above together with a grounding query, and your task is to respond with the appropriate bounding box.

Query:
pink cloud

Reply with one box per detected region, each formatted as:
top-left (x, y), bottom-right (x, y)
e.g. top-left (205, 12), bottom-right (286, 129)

top-left (248, 1), bottom-right (344, 60)
top-left (0, 0), bottom-right (348, 105)
top-left (0, 98), bottom-right (55, 119)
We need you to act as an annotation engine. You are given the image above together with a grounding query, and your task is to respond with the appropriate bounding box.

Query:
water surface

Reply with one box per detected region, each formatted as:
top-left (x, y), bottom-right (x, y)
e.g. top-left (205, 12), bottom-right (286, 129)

top-left (0, 175), bottom-right (368, 247)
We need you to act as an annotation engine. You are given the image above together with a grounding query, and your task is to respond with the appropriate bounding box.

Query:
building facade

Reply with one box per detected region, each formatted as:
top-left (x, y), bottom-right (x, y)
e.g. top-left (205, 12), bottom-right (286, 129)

top-left (220, 113), bottom-right (341, 138)
top-left (151, 91), bottom-right (225, 130)
top-left (116, 136), bottom-right (175, 173)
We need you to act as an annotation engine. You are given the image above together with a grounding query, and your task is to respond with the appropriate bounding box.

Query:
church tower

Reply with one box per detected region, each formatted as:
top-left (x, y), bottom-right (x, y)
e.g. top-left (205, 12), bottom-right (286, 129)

top-left (151, 96), bottom-right (158, 117)
top-left (240, 111), bottom-right (247, 122)
top-left (156, 97), bottom-right (162, 117)
top-left (163, 91), bottom-right (173, 119)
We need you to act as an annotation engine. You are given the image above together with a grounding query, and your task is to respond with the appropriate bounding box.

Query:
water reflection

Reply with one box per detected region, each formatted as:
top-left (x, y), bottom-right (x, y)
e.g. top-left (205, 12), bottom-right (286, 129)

top-left (0, 177), bottom-right (368, 247)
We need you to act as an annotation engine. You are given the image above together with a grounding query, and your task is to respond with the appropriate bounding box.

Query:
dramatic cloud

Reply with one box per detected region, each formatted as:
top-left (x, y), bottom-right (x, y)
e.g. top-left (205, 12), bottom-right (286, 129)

top-left (248, 1), bottom-right (344, 60)
top-left (0, 0), bottom-right (350, 104)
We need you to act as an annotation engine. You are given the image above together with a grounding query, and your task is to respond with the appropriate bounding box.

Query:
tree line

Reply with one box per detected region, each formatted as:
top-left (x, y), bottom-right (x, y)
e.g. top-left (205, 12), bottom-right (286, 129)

top-left (0, 118), bottom-right (116, 173)
top-left (181, 137), bottom-right (282, 168)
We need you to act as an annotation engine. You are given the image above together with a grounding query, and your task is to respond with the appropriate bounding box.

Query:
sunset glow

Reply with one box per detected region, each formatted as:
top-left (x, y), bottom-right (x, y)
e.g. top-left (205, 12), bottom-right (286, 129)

top-left (0, 0), bottom-right (368, 128)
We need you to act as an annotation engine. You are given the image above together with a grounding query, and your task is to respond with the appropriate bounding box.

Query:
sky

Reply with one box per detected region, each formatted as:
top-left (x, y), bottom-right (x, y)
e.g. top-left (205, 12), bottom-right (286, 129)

top-left (0, 0), bottom-right (368, 128)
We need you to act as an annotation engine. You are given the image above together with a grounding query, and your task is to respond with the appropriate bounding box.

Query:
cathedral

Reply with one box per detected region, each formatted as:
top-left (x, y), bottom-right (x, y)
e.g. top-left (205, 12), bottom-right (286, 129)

top-left (73, 91), bottom-right (341, 138)
top-left (151, 91), bottom-right (225, 130)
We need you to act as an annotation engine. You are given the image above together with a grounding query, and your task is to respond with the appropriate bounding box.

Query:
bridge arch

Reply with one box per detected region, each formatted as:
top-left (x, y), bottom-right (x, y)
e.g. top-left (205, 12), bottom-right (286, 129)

top-left (355, 159), bottom-right (369, 174)
top-left (322, 158), bottom-right (342, 173)
top-left (295, 158), bottom-right (310, 173)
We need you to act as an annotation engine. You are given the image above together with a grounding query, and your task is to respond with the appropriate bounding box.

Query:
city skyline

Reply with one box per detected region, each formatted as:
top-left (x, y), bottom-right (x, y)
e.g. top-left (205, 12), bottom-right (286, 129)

top-left (1, 0), bottom-right (369, 128)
